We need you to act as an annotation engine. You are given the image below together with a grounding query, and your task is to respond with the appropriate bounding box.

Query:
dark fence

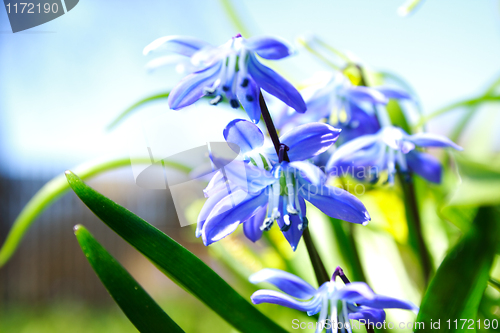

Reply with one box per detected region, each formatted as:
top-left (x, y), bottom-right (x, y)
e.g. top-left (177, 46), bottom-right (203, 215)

top-left (0, 168), bottom-right (210, 306)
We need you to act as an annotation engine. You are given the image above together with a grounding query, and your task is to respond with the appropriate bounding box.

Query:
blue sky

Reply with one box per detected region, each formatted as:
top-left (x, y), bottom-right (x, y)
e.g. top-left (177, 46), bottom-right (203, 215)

top-left (1, 0), bottom-right (499, 176)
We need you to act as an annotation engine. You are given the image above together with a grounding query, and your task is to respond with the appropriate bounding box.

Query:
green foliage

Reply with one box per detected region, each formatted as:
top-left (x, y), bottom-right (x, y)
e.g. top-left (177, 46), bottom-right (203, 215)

top-left (416, 206), bottom-right (500, 332)
top-left (106, 92), bottom-right (170, 130)
top-left (74, 225), bottom-right (184, 333)
top-left (65, 171), bottom-right (287, 333)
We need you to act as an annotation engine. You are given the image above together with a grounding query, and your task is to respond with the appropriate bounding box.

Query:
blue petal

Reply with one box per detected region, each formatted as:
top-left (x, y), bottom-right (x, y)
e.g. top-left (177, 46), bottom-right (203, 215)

top-left (202, 189), bottom-right (267, 245)
top-left (249, 268), bottom-right (316, 299)
top-left (143, 35), bottom-right (211, 57)
top-left (301, 183), bottom-right (370, 224)
top-left (326, 134), bottom-right (379, 171)
top-left (335, 282), bottom-right (418, 312)
top-left (244, 36), bottom-right (295, 59)
top-left (203, 171), bottom-right (225, 197)
top-left (251, 290), bottom-right (320, 312)
top-left (197, 188), bottom-right (232, 238)
top-left (247, 54), bottom-right (306, 113)
top-left (343, 86), bottom-right (388, 105)
top-left (222, 160), bottom-right (276, 194)
top-left (406, 151), bottom-right (442, 183)
top-left (407, 132), bottom-right (463, 150)
top-left (243, 204), bottom-right (267, 242)
top-left (277, 196), bottom-right (307, 251)
top-left (276, 123), bottom-right (341, 162)
top-left (374, 87), bottom-right (413, 100)
top-left (236, 76), bottom-right (262, 122)
top-left (168, 62), bottom-right (222, 109)
top-left (223, 119), bottom-right (264, 154)
top-left (288, 161), bottom-right (327, 186)
top-left (348, 306), bottom-right (386, 324)
top-left (359, 295), bottom-right (419, 312)
top-left (335, 102), bottom-right (380, 143)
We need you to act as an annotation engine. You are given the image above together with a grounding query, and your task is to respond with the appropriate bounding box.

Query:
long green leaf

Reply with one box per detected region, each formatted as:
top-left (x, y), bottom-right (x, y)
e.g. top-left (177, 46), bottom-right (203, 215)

top-left (0, 157), bottom-right (190, 268)
top-left (415, 206), bottom-right (500, 332)
top-left (415, 95), bottom-right (500, 128)
top-left (74, 225), bottom-right (184, 333)
top-left (65, 171), bottom-right (287, 333)
top-left (107, 92), bottom-right (170, 131)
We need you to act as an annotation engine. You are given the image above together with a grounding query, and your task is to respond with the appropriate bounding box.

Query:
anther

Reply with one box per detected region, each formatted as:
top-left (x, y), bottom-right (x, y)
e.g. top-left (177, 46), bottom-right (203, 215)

top-left (280, 215), bottom-right (291, 232)
top-left (209, 95), bottom-right (223, 105)
top-left (222, 85), bottom-right (230, 92)
top-left (204, 87), bottom-right (216, 95)
top-left (260, 218), bottom-right (274, 231)
top-left (298, 216), bottom-right (308, 231)
top-left (230, 99), bottom-right (240, 108)
top-left (246, 95), bottom-right (254, 102)
top-left (241, 78), bottom-right (249, 88)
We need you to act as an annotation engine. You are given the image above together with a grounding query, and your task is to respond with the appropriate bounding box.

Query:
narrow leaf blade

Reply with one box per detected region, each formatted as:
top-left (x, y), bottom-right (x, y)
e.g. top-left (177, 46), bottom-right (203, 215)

top-left (65, 171), bottom-right (286, 333)
top-left (74, 225), bottom-right (184, 333)
top-left (415, 206), bottom-right (500, 332)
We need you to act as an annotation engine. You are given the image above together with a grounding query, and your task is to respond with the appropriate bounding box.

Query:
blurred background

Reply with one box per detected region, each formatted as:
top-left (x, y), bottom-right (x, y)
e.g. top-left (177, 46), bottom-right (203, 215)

top-left (1, 0), bottom-right (500, 332)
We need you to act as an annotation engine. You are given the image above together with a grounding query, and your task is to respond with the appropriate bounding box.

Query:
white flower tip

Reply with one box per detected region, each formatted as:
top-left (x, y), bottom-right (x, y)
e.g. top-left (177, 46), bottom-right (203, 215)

top-left (143, 36), bottom-right (170, 56)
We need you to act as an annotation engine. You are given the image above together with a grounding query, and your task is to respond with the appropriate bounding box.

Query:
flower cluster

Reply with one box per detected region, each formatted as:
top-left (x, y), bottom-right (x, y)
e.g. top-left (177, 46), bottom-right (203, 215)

top-left (144, 34), bottom-right (306, 122)
top-left (197, 119), bottom-right (370, 250)
top-left (250, 268), bottom-right (418, 333)
top-left (146, 32), bottom-right (463, 330)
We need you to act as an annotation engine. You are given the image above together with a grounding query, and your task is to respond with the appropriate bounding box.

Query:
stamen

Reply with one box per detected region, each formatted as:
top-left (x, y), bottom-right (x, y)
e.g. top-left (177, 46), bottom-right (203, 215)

top-left (285, 170), bottom-right (298, 214)
top-left (238, 50), bottom-right (249, 81)
top-left (209, 95), bottom-right (223, 105)
top-left (204, 86), bottom-right (216, 95)
top-left (245, 94), bottom-right (254, 102)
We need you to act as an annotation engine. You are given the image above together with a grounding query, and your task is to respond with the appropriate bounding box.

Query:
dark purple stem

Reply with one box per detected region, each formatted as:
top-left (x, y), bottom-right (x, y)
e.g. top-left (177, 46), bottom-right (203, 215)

top-left (258, 91), bottom-right (329, 286)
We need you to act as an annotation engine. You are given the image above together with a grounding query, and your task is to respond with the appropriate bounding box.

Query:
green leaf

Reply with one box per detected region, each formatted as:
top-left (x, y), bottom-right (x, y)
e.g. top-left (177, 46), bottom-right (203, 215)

top-left (415, 95), bottom-right (500, 128)
top-left (415, 206), bottom-right (500, 332)
top-left (74, 225), bottom-right (184, 333)
top-left (449, 155), bottom-right (500, 207)
top-left (107, 92), bottom-right (170, 131)
top-left (387, 99), bottom-right (412, 134)
top-left (0, 157), bottom-right (191, 268)
top-left (65, 171), bottom-right (286, 333)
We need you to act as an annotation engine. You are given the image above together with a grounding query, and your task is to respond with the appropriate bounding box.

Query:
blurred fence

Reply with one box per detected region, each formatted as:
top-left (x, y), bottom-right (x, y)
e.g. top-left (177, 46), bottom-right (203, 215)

top-left (0, 169), bottom-right (209, 306)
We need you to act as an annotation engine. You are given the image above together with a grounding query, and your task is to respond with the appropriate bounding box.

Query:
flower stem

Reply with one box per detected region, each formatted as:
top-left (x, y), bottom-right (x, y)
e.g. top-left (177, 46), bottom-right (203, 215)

top-left (258, 91), bottom-right (330, 286)
top-left (398, 172), bottom-right (433, 285)
top-left (302, 228), bottom-right (330, 285)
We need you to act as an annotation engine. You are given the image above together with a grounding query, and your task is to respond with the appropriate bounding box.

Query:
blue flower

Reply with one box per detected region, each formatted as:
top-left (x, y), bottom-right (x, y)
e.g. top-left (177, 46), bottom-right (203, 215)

top-left (144, 35), bottom-right (306, 123)
top-left (326, 126), bottom-right (463, 184)
top-left (275, 72), bottom-right (411, 142)
top-left (197, 119), bottom-right (370, 250)
top-left (250, 268), bottom-right (418, 333)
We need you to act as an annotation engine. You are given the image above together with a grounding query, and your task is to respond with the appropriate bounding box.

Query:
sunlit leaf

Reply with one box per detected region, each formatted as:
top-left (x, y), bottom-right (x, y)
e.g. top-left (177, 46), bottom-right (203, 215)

top-left (65, 171), bottom-right (287, 333)
top-left (74, 225), bottom-right (184, 333)
top-left (415, 206), bottom-right (500, 332)
top-left (416, 95), bottom-right (500, 128)
top-left (107, 92), bottom-right (170, 130)
top-left (449, 155), bottom-right (500, 207)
